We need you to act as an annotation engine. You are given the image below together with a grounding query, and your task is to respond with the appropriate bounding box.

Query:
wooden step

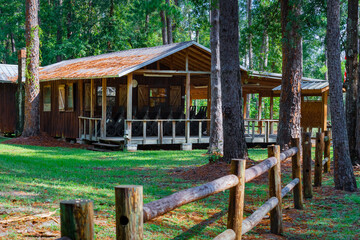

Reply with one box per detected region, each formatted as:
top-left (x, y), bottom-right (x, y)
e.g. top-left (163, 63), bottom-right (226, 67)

top-left (87, 146), bottom-right (112, 152)
top-left (92, 142), bottom-right (120, 148)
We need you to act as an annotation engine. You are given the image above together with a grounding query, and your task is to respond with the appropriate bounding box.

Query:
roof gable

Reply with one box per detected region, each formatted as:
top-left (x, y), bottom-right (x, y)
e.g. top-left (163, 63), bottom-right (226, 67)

top-left (39, 41), bottom-right (210, 81)
top-left (0, 64), bottom-right (18, 83)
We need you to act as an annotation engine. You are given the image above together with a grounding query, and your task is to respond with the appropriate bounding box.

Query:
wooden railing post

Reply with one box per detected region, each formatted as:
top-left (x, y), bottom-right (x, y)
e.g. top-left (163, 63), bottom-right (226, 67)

top-left (143, 121), bottom-right (147, 144)
top-left (291, 138), bottom-right (303, 209)
top-left (227, 159), bottom-right (246, 240)
top-left (268, 145), bottom-right (282, 234)
top-left (172, 121), bottom-right (176, 143)
top-left (60, 199), bottom-right (94, 240)
top-left (314, 132), bottom-right (324, 187)
top-left (302, 132), bottom-right (313, 198)
top-left (115, 185), bottom-right (143, 240)
top-left (324, 130), bottom-right (331, 173)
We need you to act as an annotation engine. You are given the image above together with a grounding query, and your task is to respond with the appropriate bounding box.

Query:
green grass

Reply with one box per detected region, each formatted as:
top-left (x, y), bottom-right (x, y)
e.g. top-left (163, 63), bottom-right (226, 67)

top-left (0, 137), bottom-right (359, 239)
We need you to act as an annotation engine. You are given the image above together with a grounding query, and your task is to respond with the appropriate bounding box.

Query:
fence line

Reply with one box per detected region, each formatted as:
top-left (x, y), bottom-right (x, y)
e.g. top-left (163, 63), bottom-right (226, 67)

top-left (57, 130), bottom-right (332, 240)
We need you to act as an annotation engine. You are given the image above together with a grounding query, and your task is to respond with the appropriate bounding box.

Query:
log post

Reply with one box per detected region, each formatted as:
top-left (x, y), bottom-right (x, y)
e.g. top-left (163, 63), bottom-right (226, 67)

top-left (314, 132), bottom-right (324, 187)
top-left (227, 159), bottom-right (246, 240)
top-left (302, 132), bottom-right (313, 198)
top-left (268, 145), bottom-right (282, 234)
top-left (115, 185), bottom-right (143, 240)
top-left (101, 78), bottom-right (107, 138)
top-left (291, 138), bottom-right (303, 209)
top-left (324, 130), bottom-right (331, 173)
top-left (60, 199), bottom-right (94, 240)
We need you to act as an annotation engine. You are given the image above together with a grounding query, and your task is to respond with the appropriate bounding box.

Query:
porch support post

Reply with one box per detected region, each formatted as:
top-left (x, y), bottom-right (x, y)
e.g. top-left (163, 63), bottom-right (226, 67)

top-left (207, 77), bottom-right (211, 133)
top-left (258, 94), bottom-right (262, 134)
top-left (127, 73), bottom-right (133, 141)
top-left (243, 93), bottom-right (248, 119)
top-left (89, 79), bottom-right (95, 139)
top-left (79, 79), bottom-right (84, 139)
top-left (322, 91), bottom-right (328, 131)
top-left (270, 95), bottom-right (274, 134)
top-left (185, 50), bottom-right (191, 143)
top-left (101, 78), bottom-right (107, 138)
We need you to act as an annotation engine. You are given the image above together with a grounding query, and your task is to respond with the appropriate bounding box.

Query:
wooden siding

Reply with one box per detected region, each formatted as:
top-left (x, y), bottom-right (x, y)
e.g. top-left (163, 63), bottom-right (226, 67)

top-left (0, 83), bottom-right (17, 133)
top-left (40, 80), bottom-right (80, 139)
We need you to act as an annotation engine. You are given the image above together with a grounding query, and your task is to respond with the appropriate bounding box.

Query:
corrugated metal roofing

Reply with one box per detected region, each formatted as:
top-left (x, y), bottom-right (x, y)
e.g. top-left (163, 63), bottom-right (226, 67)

top-left (272, 80), bottom-right (329, 91)
top-left (0, 64), bottom-right (18, 83)
top-left (40, 41), bottom-right (210, 81)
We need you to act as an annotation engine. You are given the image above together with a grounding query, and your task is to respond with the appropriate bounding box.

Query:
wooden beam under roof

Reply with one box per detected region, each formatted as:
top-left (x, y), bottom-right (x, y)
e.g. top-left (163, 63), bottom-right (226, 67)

top-left (134, 69), bottom-right (211, 75)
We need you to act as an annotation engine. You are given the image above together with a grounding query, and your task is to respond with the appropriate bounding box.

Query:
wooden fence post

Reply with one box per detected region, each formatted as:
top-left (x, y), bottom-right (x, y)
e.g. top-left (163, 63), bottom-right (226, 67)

top-left (268, 145), bottom-right (282, 234)
top-left (324, 130), bottom-right (331, 173)
top-left (60, 199), bottom-right (94, 240)
top-left (302, 132), bottom-right (313, 198)
top-left (314, 132), bottom-right (324, 187)
top-left (227, 159), bottom-right (246, 240)
top-left (115, 185), bottom-right (143, 240)
top-left (291, 138), bottom-right (303, 209)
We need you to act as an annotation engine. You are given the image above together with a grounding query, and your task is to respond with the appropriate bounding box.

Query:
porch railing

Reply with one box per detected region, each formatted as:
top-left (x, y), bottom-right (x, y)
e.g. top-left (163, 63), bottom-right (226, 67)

top-left (244, 119), bottom-right (279, 143)
top-left (78, 116), bottom-right (102, 141)
top-left (125, 119), bottom-right (211, 144)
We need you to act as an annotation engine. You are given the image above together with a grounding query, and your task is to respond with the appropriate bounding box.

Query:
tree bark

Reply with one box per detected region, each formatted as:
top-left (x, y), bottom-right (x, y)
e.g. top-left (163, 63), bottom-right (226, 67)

top-left (23, 0), bottom-right (40, 137)
top-left (56, 0), bottom-right (63, 62)
top-left (345, 0), bottom-right (359, 165)
top-left (208, 0), bottom-right (223, 155)
top-left (247, 0), bottom-right (253, 69)
top-left (160, 10), bottom-right (168, 45)
top-left (219, 0), bottom-right (248, 162)
top-left (165, 0), bottom-right (173, 44)
top-left (327, 0), bottom-right (357, 191)
top-left (277, 0), bottom-right (302, 149)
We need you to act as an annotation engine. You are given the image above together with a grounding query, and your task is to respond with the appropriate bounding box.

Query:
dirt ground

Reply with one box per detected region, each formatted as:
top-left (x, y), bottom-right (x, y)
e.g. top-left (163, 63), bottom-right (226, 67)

top-left (2, 132), bottom-right (88, 149)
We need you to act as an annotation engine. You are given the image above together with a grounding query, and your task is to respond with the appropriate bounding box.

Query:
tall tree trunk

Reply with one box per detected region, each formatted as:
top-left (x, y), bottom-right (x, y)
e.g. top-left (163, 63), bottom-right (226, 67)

top-left (219, 0), bottom-right (248, 163)
top-left (56, 0), bottom-right (63, 62)
top-left (260, 29), bottom-right (268, 71)
top-left (345, 0), bottom-right (359, 165)
top-left (276, 0), bottom-right (302, 149)
top-left (66, 0), bottom-right (73, 39)
top-left (165, 0), bottom-right (173, 44)
top-left (208, 0), bottom-right (223, 155)
top-left (160, 10), bottom-right (168, 45)
top-left (10, 32), bottom-right (16, 53)
top-left (23, 0), bottom-right (40, 137)
top-left (327, 0), bottom-right (357, 191)
top-left (247, 0), bottom-right (252, 69)
top-left (107, 0), bottom-right (114, 51)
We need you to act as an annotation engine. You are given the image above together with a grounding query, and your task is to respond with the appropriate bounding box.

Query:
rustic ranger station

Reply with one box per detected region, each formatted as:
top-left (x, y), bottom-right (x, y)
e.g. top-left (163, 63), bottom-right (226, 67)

top-left (20, 41), bottom-right (329, 150)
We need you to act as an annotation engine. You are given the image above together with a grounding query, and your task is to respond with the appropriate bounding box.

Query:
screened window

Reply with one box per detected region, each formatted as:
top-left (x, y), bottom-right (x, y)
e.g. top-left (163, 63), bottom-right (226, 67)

top-left (58, 85), bottom-right (65, 111)
top-left (58, 84), bottom-right (74, 112)
top-left (97, 86), bottom-right (116, 107)
top-left (43, 85), bottom-right (51, 112)
top-left (150, 88), bottom-right (167, 107)
top-left (67, 83), bottom-right (74, 111)
top-left (84, 83), bottom-right (91, 111)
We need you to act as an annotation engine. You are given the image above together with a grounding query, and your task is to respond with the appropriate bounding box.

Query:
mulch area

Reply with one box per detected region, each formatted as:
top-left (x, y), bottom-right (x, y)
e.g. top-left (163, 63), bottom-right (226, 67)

top-left (1, 132), bottom-right (88, 149)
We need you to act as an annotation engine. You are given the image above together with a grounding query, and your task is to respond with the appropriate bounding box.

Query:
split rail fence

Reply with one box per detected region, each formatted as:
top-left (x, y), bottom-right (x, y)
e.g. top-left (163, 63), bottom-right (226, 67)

top-left (57, 130), bottom-right (332, 240)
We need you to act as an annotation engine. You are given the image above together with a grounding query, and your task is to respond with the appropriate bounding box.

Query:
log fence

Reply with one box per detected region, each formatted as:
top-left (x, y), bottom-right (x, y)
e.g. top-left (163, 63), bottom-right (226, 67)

top-left (57, 131), bottom-right (333, 240)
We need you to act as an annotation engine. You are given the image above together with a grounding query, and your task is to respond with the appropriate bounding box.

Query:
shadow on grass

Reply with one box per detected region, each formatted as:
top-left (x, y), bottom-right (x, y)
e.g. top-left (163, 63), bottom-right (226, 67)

top-left (172, 209), bottom-right (228, 240)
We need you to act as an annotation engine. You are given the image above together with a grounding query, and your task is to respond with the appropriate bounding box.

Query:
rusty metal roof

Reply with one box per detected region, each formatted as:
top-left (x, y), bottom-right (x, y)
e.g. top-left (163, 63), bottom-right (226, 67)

top-left (0, 64), bottom-right (18, 83)
top-left (40, 41), bottom-right (210, 81)
top-left (272, 80), bottom-right (328, 92)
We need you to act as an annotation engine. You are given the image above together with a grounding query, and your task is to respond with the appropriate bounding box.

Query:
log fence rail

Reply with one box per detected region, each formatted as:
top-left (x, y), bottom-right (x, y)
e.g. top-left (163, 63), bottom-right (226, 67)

top-left (58, 130), bottom-right (332, 240)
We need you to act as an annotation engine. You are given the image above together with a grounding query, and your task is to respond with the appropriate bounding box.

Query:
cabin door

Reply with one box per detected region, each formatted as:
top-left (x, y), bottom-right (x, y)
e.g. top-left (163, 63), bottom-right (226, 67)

top-left (119, 84), bottom-right (127, 107)
top-left (138, 85), bottom-right (149, 110)
top-left (170, 85), bottom-right (181, 109)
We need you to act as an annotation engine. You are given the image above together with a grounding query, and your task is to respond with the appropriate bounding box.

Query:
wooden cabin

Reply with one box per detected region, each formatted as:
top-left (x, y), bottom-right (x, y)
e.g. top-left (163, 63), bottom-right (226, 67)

top-left (0, 64), bottom-right (18, 134)
top-left (38, 41), bottom-right (330, 149)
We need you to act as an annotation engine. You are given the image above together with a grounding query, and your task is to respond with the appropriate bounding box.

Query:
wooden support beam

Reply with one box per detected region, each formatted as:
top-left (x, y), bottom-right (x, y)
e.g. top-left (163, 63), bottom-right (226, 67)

top-left (268, 145), bottom-right (282, 234)
top-left (134, 69), bottom-right (211, 75)
top-left (314, 132), bottom-right (324, 187)
top-left (227, 159), bottom-right (246, 240)
top-left (324, 130), bottom-right (331, 173)
top-left (322, 92), bottom-right (328, 131)
top-left (101, 78), bottom-right (107, 138)
top-left (270, 96), bottom-right (274, 134)
top-left (127, 73), bottom-right (133, 141)
top-left (79, 80), bottom-right (84, 138)
top-left (243, 93), bottom-right (248, 119)
top-left (302, 132), bottom-right (313, 198)
top-left (291, 138), bottom-right (304, 209)
top-left (115, 185), bottom-right (143, 240)
top-left (90, 79), bottom-right (95, 118)
top-left (185, 50), bottom-right (191, 143)
top-left (60, 200), bottom-right (94, 240)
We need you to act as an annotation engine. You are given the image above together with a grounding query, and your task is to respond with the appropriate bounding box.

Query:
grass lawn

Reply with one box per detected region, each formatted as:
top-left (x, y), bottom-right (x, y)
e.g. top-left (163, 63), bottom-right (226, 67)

top-left (0, 137), bottom-right (359, 239)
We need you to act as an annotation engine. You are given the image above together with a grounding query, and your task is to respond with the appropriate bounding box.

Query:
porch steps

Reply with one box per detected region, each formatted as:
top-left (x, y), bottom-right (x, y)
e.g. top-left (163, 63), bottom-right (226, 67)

top-left (89, 141), bottom-right (122, 152)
